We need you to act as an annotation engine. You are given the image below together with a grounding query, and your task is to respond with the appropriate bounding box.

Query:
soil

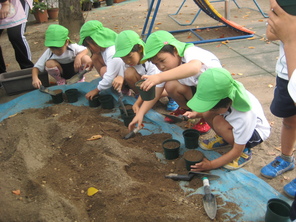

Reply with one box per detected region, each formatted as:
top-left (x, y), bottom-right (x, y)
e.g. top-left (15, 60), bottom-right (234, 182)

top-left (0, 0), bottom-right (295, 221)
top-left (163, 140), bottom-right (180, 149)
top-left (184, 150), bottom-right (205, 162)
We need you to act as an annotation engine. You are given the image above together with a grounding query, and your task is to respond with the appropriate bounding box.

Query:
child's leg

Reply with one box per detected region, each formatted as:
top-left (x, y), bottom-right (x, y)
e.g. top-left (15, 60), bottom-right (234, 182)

top-left (91, 53), bottom-right (106, 77)
top-left (124, 67), bottom-right (141, 94)
top-left (165, 80), bottom-right (192, 109)
top-left (45, 60), bottom-right (65, 85)
top-left (281, 115), bottom-right (296, 156)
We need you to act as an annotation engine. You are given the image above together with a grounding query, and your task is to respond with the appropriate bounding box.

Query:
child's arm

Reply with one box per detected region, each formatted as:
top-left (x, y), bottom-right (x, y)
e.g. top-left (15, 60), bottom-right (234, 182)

top-left (190, 143), bottom-right (246, 171)
top-left (141, 60), bottom-right (202, 91)
top-left (74, 49), bottom-right (89, 71)
top-left (32, 67), bottom-right (42, 89)
top-left (85, 88), bottom-right (100, 100)
top-left (132, 96), bottom-right (143, 113)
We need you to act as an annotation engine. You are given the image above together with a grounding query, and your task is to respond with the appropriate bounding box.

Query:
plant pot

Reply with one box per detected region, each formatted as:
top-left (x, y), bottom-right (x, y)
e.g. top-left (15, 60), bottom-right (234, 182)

top-left (135, 79), bottom-right (155, 101)
top-left (265, 198), bottom-right (291, 222)
top-left (99, 94), bottom-right (114, 109)
top-left (47, 8), bottom-right (59, 19)
top-left (33, 10), bottom-right (48, 23)
top-left (183, 150), bottom-right (204, 171)
top-left (81, 2), bottom-right (92, 11)
top-left (182, 129), bottom-right (200, 149)
top-left (276, 0), bottom-right (296, 15)
top-left (106, 0), bottom-right (113, 6)
top-left (162, 139), bottom-right (180, 160)
top-left (122, 112), bottom-right (136, 127)
top-left (93, 1), bottom-right (100, 8)
top-left (51, 89), bottom-right (63, 104)
top-left (114, 0), bottom-right (125, 3)
top-left (88, 95), bottom-right (101, 107)
top-left (65, 89), bottom-right (79, 103)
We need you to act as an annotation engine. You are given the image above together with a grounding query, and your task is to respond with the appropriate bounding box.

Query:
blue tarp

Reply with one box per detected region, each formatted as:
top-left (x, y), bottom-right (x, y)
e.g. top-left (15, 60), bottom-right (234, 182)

top-left (0, 78), bottom-right (293, 221)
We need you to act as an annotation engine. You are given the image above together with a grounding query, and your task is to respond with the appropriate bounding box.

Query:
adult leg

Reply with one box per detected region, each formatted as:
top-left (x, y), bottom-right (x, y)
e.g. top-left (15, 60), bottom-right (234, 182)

top-left (0, 29), bottom-right (6, 73)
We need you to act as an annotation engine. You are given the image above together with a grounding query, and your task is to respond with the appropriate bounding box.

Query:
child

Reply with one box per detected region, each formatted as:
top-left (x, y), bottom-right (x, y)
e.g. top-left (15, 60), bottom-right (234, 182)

top-left (128, 30), bottom-right (222, 133)
top-left (32, 24), bottom-right (91, 88)
top-left (259, 0), bottom-right (296, 199)
top-left (79, 20), bottom-right (125, 100)
top-left (112, 30), bottom-right (178, 113)
top-left (186, 67), bottom-right (270, 170)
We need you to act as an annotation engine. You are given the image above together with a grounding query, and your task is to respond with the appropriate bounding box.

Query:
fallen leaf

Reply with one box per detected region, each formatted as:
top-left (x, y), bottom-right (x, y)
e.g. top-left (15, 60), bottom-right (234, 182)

top-left (216, 44), bottom-right (222, 47)
top-left (274, 146), bottom-right (281, 151)
top-left (268, 84), bottom-right (273, 88)
top-left (269, 121), bottom-right (274, 126)
top-left (283, 176), bottom-right (290, 180)
top-left (247, 37), bottom-right (256, 40)
top-left (12, 190), bottom-right (21, 195)
top-left (237, 73), bottom-right (243, 76)
top-left (248, 46), bottom-right (255, 49)
top-left (87, 187), bottom-right (100, 196)
top-left (87, 135), bottom-right (103, 141)
top-left (154, 27), bottom-right (159, 30)
top-left (156, 22), bottom-right (162, 25)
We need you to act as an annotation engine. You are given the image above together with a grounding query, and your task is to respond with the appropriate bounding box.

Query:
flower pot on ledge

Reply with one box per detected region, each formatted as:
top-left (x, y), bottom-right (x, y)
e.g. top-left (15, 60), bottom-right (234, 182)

top-left (47, 8), bottom-right (59, 19)
top-left (33, 10), bottom-right (48, 23)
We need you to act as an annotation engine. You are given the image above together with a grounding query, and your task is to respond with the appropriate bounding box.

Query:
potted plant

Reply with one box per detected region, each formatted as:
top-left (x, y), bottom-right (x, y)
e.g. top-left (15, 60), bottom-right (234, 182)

top-left (46, 0), bottom-right (59, 19)
top-left (31, 0), bottom-right (48, 23)
top-left (81, 0), bottom-right (93, 11)
top-left (92, 0), bottom-right (100, 8)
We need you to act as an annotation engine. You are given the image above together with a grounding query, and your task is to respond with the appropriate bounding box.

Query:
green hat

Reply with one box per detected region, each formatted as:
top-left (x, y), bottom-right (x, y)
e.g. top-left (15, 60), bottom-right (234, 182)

top-left (187, 68), bottom-right (251, 112)
top-left (141, 30), bottom-right (193, 61)
top-left (113, 30), bottom-right (145, 58)
top-left (45, 24), bottom-right (69, 47)
top-left (79, 20), bottom-right (118, 47)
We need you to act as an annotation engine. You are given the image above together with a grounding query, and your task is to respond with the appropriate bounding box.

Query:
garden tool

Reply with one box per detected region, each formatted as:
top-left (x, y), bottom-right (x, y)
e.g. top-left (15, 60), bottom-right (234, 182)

top-left (202, 177), bottom-right (217, 220)
top-left (66, 68), bottom-right (89, 85)
top-left (165, 171), bottom-right (220, 181)
top-left (118, 91), bottom-right (128, 116)
top-left (123, 124), bottom-right (144, 140)
top-left (161, 113), bottom-right (188, 123)
top-left (39, 85), bottom-right (58, 96)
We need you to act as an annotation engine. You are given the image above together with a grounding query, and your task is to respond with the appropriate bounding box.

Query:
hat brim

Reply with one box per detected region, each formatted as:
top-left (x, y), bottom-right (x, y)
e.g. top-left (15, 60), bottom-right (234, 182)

top-left (113, 46), bottom-right (133, 58)
top-left (45, 40), bottom-right (66, 47)
top-left (187, 96), bottom-right (219, 113)
top-left (141, 47), bottom-right (160, 61)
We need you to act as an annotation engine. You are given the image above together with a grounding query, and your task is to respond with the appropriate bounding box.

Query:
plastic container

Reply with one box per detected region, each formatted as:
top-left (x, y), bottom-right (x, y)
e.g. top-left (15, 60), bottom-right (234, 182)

top-left (135, 79), bottom-right (155, 101)
top-left (89, 95), bottom-right (101, 107)
top-left (276, 0), bottom-right (296, 15)
top-left (99, 94), bottom-right (114, 109)
top-left (65, 89), bottom-right (78, 103)
top-left (51, 89), bottom-right (63, 104)
top-left (182, 129), bottom-right (200, 149)
top-left (162, 139), bottom-right (180, 160)
top-left (265, 198), bottom-right (291, 222)
top-left (122, 113), bottom-right (136, 127)
top-left (183, 150), bottom-right (204, 171)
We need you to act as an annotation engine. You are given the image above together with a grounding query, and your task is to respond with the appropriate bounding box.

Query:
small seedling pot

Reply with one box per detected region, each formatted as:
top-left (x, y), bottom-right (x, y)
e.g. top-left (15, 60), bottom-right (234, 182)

top-left (89, 95), bottom-right (101, 108)
top-left (65, 89), bottom-right (78, 103)
top-left (122, 113), bottom-right (136, 127)
top-left (183, 150), bottom-right (204, 171)
top-left (99, 94), bottom-right (114, 109)
top-left (135, 79), bottom-right (155, 101)
top-left (182, 129), bottom-right (200, 149)
top-left (51, 89), bottom-right (63, 104)
top-left (276, 0), bottom-right (296, 15)
top-left (265, 198), bottom-right (291, 222)
top-left (162, 139), bottom-right (180, 160)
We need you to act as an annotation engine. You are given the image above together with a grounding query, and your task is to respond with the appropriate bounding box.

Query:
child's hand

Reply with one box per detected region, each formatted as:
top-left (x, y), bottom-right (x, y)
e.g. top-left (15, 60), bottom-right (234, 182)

top-left (85, 88), bottom-right (99, 100)
top-left (141, 74), bottom-right (161, 91)
top-left (74, 59), bottom-right (82, 73)
top-left (0, 2), bottom-right (10, 19)
top-left (183, 111), bottom-right (199, 119)
top-left (112, 76), bottom-right (124, 92)
top-left (128, 113), bottom-right (143, 132)
top-left (190, 158), bottom-right (213, 171)
top-left (32, 78), bottom-right (42, 89)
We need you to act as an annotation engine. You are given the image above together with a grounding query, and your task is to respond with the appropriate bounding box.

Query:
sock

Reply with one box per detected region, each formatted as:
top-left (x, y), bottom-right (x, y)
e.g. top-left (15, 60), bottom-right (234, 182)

top-left (46, 67), bottom-right (66, 85)
top-left (281, 153), bottom-right (295, 162)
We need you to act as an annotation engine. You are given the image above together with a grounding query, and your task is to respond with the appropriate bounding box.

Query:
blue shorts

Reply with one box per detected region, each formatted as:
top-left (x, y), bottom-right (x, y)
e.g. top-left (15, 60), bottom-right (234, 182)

top-left (270, 76), bottom-right (296, 118)
top-left (247, 130), bottom-right (263, 149)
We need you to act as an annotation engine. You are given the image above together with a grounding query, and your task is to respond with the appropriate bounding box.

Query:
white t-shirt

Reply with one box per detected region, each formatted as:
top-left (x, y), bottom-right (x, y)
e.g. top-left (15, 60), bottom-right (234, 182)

top-left (276, 41), bottom-right (288, 81)
top-left (178, 46), bottom-right (222, 86)
top-left (222, 91), bottom-right (270, 145)
top-left (34, 43), bottom-right (87, 72)
top-left (126, 61), bottom-right (164, 87)
top-left (97, 45), bottom-right (125, 91)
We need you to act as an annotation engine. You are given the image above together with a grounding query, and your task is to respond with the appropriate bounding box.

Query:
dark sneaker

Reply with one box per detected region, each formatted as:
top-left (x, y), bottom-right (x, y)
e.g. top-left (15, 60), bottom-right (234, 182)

top-left (192, 118), bottom-right (211, 134)
top-left (224, 148), bottom-right (252, 170)
top-left (283, 178), bottom-right (296, 199)
top-left (260, 156), bottom-right (295, 179)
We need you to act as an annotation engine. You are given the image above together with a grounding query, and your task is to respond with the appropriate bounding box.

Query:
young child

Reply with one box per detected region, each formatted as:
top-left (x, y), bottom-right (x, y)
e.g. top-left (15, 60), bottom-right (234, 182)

top-left (128, 30), bottom-right (222, 133)
top-left (259, 0), bottom-right (296, 199)
top-left (32, 24), bottom-right (91, 88)
top-left (79, 20), bottom-right (125, 100)
top-left (186, 67), bottom-right (270, 170)
top-left (113, 30), bottom-right (178, 113)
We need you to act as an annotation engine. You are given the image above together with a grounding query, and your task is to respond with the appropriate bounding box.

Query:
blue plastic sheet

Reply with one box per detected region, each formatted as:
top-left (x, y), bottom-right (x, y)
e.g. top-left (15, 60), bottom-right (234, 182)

top-left (0, 78), bottom-right (293, 221)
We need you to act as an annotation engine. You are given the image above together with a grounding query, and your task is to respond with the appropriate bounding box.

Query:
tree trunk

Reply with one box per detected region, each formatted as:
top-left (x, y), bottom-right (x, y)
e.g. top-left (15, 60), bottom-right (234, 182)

top-left (58, 0), bottom-right (85, 42)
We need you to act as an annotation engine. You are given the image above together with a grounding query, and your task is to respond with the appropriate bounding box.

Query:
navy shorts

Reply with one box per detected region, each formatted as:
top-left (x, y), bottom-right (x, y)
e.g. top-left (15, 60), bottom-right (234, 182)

top-left (60, 62), bottom-right (76, 79)
top-left (270, 76), bottom-right (296, 118)
top-left (246, 130), bottom-right (263, 149)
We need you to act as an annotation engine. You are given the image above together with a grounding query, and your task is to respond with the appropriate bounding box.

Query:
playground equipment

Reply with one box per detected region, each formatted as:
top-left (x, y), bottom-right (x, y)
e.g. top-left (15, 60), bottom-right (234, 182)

top-left (141, 0), bottom-right (257, 44)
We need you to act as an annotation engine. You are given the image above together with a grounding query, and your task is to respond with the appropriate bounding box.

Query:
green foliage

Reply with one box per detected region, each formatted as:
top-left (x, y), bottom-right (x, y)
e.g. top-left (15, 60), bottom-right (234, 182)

top-left (31, 0), bottom-right (48, 13)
